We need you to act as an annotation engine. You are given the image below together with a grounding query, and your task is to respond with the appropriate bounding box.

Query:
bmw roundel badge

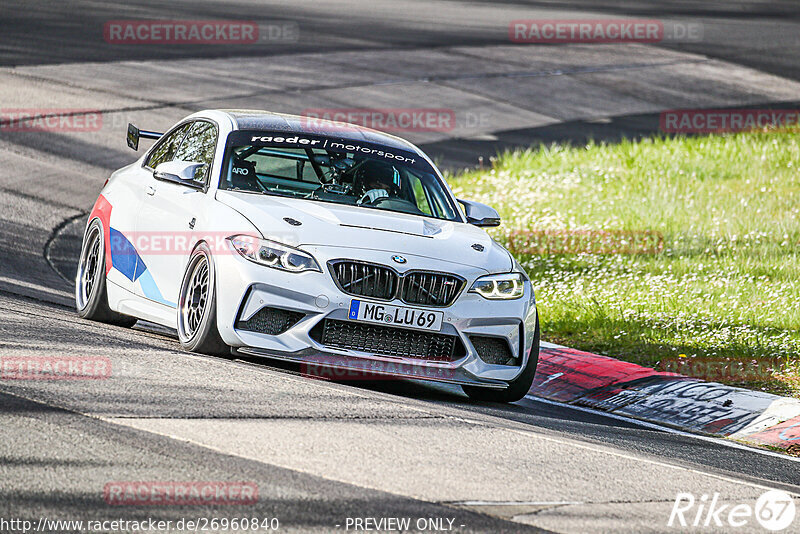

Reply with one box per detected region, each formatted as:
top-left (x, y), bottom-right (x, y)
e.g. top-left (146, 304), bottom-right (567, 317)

top-left (391, 255), bottom-right (407, 264)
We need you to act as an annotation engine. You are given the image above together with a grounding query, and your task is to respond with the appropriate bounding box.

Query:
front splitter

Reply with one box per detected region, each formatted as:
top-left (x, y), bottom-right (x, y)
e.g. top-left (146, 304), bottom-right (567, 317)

top-left (235, 346), bottom-right (508, 389)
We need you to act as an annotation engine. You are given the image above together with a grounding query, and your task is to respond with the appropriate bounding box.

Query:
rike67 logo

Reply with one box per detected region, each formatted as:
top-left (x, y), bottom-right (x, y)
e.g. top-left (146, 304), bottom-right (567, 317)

top-left (669, 490), bottom-right (796, 531)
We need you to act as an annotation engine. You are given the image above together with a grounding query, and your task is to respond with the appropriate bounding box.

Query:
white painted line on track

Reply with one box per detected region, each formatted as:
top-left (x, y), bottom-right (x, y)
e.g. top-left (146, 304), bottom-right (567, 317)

top-left (525, 394), bottom-right (800, 464)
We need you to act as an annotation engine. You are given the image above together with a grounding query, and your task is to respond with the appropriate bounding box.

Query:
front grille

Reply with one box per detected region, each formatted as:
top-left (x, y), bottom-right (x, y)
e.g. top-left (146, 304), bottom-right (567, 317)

top-left (329, 260), bottom-right (464, 307)
top-left (310, 319), bottom-right (465, 362)
top-left (470, 335), bottom-right (516, 365)
top-left (401, 271), bottom-right (464, 307)
top-left (236, 306), bottom-right (305, 335)
top-left (330, 261), bottom-right (398, 300)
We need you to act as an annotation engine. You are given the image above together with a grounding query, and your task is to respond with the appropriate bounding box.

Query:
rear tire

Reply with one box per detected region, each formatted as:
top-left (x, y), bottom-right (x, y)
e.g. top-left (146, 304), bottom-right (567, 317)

top-left (462, 312), bottom-right (540, 403)
top-left (177, 243), bottom-right (229, 356)
top-left (75, 219), bottom-right (137, 327)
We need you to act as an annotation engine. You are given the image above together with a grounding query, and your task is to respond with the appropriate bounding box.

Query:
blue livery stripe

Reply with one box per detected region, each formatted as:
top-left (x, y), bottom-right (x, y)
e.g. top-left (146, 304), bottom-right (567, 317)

top-left (109, 227), bottom-right (175, 308)
top-left (109, 228), bottom-right (140, 282)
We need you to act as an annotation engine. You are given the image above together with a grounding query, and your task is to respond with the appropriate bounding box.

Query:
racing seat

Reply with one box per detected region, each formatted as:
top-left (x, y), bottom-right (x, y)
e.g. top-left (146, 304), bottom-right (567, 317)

top-left (230, 157), bottom-right (260, 191)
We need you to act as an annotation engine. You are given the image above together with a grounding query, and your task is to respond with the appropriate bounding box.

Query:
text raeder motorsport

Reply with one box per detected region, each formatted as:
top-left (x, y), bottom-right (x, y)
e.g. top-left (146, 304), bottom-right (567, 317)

top-left (249, 135), bottom-right (417, 164)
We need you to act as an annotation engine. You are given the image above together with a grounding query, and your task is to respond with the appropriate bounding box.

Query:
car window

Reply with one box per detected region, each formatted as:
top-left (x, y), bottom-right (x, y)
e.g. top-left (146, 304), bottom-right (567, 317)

top-left (173, 121), bottom-right (218, 183)
top-left (222, 143), bottom-right (459, 221)
top-left (408, 173), bottom-right (433, 216)
top-left (250, 148), bottom-right (319, 183)
top-left (145, 123), bottom-right (191, 169)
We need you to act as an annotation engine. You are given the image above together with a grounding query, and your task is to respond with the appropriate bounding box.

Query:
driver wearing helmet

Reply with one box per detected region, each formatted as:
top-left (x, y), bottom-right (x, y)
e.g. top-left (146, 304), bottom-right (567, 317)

top-left (354, 161), bottom-right (398, 205)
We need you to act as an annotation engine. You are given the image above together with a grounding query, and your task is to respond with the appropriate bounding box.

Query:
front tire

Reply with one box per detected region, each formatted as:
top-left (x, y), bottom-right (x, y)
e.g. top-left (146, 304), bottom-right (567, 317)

top-left (462, 312), bottom-right (540, 403)
top-left (177, 243), bottom-right (229, 356)
top-left (75, 219), bottom-right (136, 327)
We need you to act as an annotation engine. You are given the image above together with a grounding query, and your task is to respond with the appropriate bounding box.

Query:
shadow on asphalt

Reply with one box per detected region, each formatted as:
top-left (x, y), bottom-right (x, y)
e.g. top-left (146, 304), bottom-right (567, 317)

top-left (232, 352), bottom-right (654, 433)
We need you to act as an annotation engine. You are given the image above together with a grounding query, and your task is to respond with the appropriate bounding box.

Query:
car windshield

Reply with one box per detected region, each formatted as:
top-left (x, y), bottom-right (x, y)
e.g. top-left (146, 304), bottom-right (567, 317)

top-left (220, 131), bottom-right (460, 221)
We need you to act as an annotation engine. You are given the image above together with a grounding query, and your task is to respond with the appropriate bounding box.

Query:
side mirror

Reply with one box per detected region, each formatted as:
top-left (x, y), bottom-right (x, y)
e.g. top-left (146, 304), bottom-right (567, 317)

top-left (153, 161), bottom-right (206, 188)
top-left (457, 199), bottom-right (501, 227)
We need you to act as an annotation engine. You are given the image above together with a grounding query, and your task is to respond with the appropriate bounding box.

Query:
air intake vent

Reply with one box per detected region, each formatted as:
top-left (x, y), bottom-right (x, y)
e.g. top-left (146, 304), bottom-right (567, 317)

top-left (470, 335), bottom-right (516, 365)
top-left (236, 307), bottom-right (305, 335)
top-left (310, 319), bottom-right (465, 362)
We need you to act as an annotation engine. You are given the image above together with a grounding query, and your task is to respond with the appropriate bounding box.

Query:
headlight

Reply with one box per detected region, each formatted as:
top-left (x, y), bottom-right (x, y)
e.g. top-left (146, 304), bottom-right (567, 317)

top-left (469, 272), bottom-right (525, 300)
top-left (228, 235), bottom-right (320, 273)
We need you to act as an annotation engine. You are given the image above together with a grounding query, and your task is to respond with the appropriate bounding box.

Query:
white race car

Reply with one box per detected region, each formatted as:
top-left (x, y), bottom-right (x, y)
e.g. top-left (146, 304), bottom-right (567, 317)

top-left (76, 110), bottom-right (539, 402)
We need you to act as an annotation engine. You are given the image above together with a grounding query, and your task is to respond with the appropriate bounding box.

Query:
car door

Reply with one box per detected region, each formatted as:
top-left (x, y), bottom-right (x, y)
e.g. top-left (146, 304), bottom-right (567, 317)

top-left (134, 120), bottom-right (218, 309)
top-left (103, 122), bottom-right (191, 295)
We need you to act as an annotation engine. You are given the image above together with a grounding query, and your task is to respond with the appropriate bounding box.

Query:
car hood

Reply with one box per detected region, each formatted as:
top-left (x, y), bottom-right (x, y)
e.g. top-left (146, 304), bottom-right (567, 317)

top-left (216, 190), bottom-right (512, 272)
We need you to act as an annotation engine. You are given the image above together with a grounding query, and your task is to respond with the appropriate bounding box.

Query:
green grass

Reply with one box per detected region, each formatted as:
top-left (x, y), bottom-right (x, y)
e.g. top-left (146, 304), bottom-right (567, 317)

top-left (447, 132), bottom-right (800, 397)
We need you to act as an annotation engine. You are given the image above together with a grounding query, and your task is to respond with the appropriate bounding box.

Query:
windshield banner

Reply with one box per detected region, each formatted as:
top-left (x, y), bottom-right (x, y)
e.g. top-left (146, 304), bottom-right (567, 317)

top-left (226, 130), bottom-right (431, 171)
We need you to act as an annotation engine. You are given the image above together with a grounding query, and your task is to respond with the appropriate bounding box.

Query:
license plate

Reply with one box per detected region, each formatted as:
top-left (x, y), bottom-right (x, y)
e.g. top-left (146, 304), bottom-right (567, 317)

top-left (348, 299), bottom-right (444, 332)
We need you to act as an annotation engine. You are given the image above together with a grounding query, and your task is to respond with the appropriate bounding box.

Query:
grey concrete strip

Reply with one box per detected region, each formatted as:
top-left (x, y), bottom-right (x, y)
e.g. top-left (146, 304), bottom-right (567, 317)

top-left (0, 392), bottom-right (538, 533)
top-left (100, 415), bottom-right (779, 533)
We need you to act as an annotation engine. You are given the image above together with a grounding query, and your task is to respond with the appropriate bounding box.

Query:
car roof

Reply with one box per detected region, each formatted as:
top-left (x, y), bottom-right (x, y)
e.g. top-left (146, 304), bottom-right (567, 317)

top-left (218, 109), bottom-right (420, 153)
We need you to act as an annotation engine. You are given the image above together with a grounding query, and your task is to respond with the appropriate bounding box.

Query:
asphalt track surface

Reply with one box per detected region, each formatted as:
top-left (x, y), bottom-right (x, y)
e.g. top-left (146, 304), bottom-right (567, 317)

top-left (1, 1), bottom-right (800, 532)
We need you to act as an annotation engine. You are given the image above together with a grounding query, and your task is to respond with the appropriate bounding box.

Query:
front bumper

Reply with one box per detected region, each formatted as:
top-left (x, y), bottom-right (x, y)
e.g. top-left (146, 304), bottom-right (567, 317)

top-left (215, 245), bottom-right (538, 387)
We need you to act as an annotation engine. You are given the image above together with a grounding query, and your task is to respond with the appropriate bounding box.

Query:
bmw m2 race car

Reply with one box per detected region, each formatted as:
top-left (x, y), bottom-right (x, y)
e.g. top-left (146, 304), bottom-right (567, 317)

top-left (76, 110), bottom-right (539, 402)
